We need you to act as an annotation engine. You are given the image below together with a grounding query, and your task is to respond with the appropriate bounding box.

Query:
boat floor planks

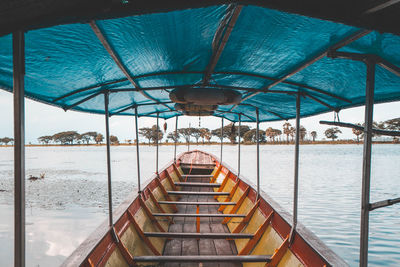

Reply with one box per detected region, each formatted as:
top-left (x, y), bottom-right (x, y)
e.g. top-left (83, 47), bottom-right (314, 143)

top-left (63, 150), bottom-right (348, 267)
top-left (162, 172), bottom-right (240, 267)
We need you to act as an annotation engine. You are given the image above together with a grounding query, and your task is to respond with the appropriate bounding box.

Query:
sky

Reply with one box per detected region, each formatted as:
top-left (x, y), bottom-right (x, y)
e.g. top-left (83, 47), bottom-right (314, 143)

top-left (0, 90), bottom-right (399, 144)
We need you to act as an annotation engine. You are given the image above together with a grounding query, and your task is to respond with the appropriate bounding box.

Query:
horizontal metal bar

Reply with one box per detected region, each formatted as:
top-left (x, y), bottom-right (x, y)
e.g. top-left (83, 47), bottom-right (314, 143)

top-left (174, 182), bottom-right (221, 187)
top-left (320, 120), bottom-right (400, 137)
top-left (238, 103), bottom-right (288, 120)
top-left (143, 232), bottom-right (253, 238)
top-left (63, 91), bottom-right (104, 111)
top-left (369, 197), bottom-right (400, 211)
top-left (134, 255), bottom-right (272, 262)
top-left (158, 201), bottom-right (236, 205)
top-left (167, 191), bottom-right (230, 196)
top-left (110, 101), bottom-right (173, 116)
top-left (215, 109), bottom-right (256, 122)
top-left (181, 163), bottom-right (216, 166)
top-left (304, 92), bottom-right (340, 112)
top-left (152, 213), bottom-right (246, 217)
top-left (182, 174), bottom-right (214, 177)
top-left (52, 78), bottom-right (127, 103)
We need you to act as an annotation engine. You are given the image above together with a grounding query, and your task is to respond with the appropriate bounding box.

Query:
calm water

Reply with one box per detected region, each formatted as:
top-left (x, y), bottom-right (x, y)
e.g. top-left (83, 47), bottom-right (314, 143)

top-left (0, 144), bottom-right (399, 266)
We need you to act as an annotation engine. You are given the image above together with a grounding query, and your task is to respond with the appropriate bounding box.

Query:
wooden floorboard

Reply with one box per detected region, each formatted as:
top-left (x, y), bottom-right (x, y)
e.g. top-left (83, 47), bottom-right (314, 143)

top-left (162, 151), bottom-right (240, 267)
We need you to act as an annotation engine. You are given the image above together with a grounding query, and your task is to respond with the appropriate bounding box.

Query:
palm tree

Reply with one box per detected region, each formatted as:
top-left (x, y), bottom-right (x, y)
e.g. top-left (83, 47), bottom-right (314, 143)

top-left (289, 127), bottom-right (295, 141)
top-left (299, 126), bottom-right (307, 141)
top-left (283, 122), bottom-right (292, 143)
top-left (310, 131), bottom-right (317, 142)
top-left (352, 124), bottom-right (363, 143)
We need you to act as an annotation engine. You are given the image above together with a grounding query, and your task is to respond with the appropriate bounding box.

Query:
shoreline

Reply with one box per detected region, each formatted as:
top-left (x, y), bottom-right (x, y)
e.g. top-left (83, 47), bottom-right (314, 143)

top-left (0, 140), bottom-right (398, 147)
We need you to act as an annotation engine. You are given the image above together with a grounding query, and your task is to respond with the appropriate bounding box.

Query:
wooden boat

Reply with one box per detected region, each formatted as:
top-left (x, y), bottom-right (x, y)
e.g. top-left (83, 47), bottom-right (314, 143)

top-left (62, 150), bottom-right (346, 267)
top-left (2, 1), bottom-right (399, 266)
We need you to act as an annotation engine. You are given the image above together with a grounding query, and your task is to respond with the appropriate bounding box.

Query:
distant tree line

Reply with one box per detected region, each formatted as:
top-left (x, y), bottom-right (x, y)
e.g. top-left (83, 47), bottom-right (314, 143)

top-left (9, 117), bottom-right (398, 146)
top-left (37, 131), bottom-right (119, 145)
top-left (138, 117), bottom-right (400, 145)
top-left (138, 122), bottom-right (306, 145)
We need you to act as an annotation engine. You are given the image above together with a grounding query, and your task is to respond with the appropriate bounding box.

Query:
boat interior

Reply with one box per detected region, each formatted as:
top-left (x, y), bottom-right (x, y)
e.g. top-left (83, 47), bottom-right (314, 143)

top-left (65, 150), bottom-right (343, 267)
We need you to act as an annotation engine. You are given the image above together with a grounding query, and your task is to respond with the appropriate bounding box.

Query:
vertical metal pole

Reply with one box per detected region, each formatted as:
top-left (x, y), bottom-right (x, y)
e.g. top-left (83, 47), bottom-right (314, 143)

top-left (290, 92), bottom-right (301, 242)
top-left (174, 116), bottom-right (178, 163)
top-left (156, 112), bottom-right (159, 176)
top-left (135, 107), bottom-right (141, 193)
top-left (238, 114), bottom-right (241, 178)
top-left (188, 122), bottom-right (191, 151)
top-left (13, 31), bottom-right (25, 267)
top-left (256, 109), bottom-right (260, 200)
top-left (360, 59), bottom-right (375, 267)
top-left (220, 118), bottom-right (224, 162)
top-left (104, 92), bottom-right (113, 227)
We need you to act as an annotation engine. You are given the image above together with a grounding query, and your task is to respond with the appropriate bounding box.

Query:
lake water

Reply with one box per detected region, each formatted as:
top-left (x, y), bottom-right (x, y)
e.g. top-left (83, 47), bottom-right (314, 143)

top-left (0, 144), bottom-right (399, 266)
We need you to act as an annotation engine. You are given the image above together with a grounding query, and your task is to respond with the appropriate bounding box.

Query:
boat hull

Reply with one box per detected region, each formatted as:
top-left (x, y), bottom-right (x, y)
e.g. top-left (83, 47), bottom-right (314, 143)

top-left (62, 150), bottom-right (347, 267)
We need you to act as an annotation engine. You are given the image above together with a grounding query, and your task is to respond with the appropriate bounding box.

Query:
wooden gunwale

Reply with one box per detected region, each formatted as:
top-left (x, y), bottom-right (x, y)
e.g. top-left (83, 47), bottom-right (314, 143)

top-left (62, 150), bottom-right (347, 267)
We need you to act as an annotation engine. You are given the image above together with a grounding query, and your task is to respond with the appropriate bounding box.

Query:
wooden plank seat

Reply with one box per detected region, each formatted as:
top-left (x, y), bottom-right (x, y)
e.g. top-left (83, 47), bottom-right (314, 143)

top-left (144, 232), bottom-right (254, 239)
top-left (152, 213), bottom-right (246, 217)
top-left (134, 255), bottom-right (272, 262)
top-left (158, 201), bottom-right (236, 205)
top-left (180, 163), bottom-right (215, 167)
top-left (174, 182), bottom-right (221, 187)
top-left (182, 174), bottom-right (214, 178)
top-left (167, 191), bottom-right (230, 196)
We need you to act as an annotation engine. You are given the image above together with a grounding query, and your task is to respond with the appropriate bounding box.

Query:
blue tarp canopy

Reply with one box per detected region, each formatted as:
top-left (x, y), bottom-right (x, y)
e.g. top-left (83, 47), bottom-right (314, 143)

top-left (0, 5), bottom-right (399, 122)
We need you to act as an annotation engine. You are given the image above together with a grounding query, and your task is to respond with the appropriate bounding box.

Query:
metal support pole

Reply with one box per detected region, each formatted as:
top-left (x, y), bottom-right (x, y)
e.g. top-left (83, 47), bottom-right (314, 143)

top-left (13, 30), bottom-right (25, 267)
top-left (188, 123), bottom-right (191, 151)
top-left (290, 93), bottom-right (301, 243)
top-left (104, 92), bottom-right (113, 227)
top-left (156, 112), bottom-right (159, 176)
top-left (360, 59), bottom-right (375, 267)
top-left (256, 109), bottom-right (260, 200)
top-left (135, 107), bottom-right (141, 193)
top-left (220, 118), bottom-right (224, 162)
top-left (238, 114), bottom-right (241, 178)
top-left (174, 116), bottom-right (178, 163)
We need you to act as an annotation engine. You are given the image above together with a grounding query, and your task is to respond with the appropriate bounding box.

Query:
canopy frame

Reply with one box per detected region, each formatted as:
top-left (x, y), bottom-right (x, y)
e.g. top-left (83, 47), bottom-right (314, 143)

top-left (90, 20), bottom-right (173, 112)
top-left (51, 70), bottom-right (352, 106)
top-left (229, 29), bottom-right (370, 112)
